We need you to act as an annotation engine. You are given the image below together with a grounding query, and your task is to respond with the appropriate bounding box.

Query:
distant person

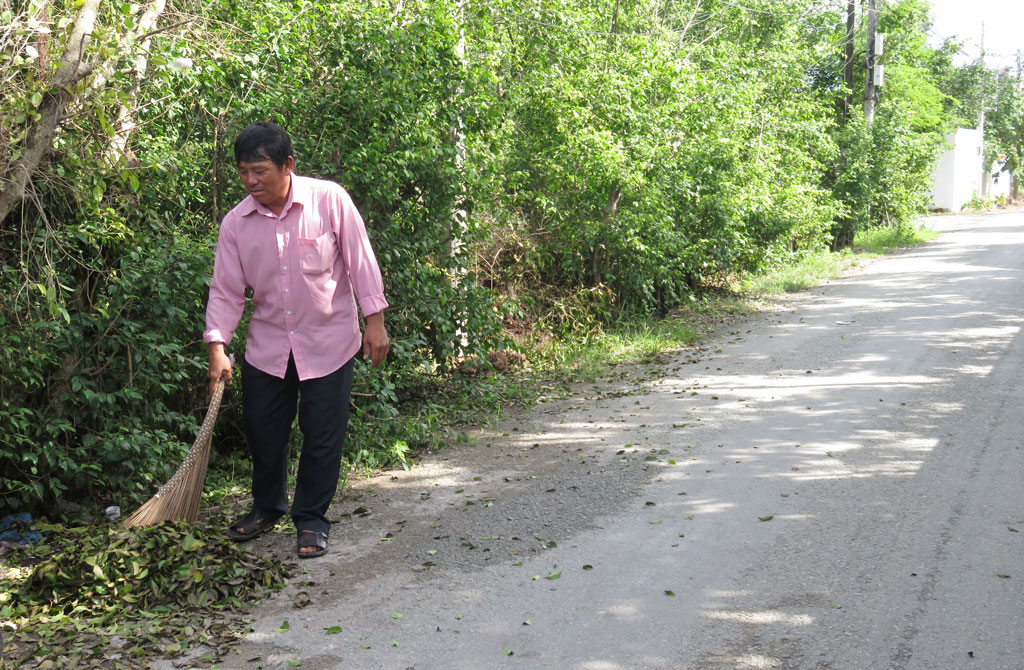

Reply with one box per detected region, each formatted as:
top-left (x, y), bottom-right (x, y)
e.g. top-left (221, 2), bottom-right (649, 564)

top-left (204, 121), bottom-right (389, 558)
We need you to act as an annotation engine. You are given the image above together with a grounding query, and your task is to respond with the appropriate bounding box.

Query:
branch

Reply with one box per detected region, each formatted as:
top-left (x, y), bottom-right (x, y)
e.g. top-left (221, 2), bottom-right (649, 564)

top-left (106, 0), bottom-right (169, 166)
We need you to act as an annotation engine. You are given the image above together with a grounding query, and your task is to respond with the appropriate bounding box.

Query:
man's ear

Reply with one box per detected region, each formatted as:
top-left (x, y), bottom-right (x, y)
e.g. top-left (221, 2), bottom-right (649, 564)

top-left (284, 156), bottom-right (295, 173)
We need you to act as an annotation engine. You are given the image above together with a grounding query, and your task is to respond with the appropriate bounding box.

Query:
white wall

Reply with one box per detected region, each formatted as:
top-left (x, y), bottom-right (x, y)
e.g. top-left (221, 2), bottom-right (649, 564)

top-left (929, 128), bottom-right (982, 211)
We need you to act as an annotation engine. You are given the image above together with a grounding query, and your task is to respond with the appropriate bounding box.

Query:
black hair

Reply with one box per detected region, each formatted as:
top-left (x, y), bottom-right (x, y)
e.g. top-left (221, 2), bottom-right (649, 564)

top-left (234, 122), bottom-right (293, 167)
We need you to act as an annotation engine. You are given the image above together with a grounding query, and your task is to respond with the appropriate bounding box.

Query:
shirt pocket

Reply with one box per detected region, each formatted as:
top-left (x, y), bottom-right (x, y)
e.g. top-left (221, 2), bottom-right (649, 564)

top-left (298, 233), bottom-right (336, 275)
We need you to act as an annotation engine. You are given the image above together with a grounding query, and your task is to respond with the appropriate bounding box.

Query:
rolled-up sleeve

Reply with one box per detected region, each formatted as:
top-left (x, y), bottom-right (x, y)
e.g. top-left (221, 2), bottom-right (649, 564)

top-left (203, 219), bottom-right (247, 345)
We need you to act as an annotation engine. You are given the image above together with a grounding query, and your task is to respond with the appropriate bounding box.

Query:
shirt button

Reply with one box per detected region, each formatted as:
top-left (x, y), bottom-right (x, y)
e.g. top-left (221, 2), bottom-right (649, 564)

top-left (283, 265), bottom-right (288, 270)
top-left (284, 288), bottom-right (289, 293)
top-left (287, 310), bottom-right (292, 315)
top-left (289, 331), bottom-right (295, 335)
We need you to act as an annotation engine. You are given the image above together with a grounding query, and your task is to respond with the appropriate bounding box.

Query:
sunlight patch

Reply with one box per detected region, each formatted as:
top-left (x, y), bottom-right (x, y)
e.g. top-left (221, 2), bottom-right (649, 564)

top-left (704, 609), bottom-right (814, 626)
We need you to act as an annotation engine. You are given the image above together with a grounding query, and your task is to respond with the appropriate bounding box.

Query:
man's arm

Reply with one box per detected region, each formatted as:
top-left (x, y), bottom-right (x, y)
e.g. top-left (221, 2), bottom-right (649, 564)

top-left (362, 310), bottom-right (390, 368)
top-left (332, 185), bottom-right (390, 368)
top-left (204, 219), bottom-right (246, 394)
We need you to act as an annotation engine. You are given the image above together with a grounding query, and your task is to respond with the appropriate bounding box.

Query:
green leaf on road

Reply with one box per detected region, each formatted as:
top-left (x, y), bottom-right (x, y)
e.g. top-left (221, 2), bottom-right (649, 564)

top-left (325, 626), bottom-right (342, 634)
top-left (504, 648), bottom-right (514, 656)
top-left (758, 516), bottom-right (774, 522)
top-left (391, 612), bottom-right (404, 619)
top-left (582, 564), bottom-right (594, 570)
top-left (545, 571), bottom-right (561, 580)
top-left (665, 590), bottom-right (675, 596)
top-left (277, 620), bottom-right (290, 632)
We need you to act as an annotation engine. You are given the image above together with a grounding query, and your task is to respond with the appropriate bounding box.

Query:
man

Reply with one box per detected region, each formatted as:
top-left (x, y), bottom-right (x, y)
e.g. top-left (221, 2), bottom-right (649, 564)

top-left (204, 122), bottom-right (389, 558)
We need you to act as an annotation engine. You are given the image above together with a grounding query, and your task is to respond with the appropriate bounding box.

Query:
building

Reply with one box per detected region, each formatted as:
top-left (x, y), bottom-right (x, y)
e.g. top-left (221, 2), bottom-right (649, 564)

top-left (929, 128), bottom-right (982, 211)
top-left (930, 128), bottom-right (1015, 210)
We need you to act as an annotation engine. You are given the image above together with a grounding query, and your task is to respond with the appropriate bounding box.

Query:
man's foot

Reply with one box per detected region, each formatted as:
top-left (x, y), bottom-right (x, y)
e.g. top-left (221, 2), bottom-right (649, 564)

top-left (226, 510), bottom-right (281, 541)
top-left (297, 529), bottom-right (328, 558)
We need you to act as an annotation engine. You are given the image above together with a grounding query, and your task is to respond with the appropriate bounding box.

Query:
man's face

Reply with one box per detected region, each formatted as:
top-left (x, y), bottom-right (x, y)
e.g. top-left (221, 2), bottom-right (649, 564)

top-left (238, 155), bottom-right (294, 211)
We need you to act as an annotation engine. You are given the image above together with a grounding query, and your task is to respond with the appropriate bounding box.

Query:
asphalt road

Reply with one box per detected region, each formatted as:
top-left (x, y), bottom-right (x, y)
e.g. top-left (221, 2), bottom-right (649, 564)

top-left (203, 210), bottom-right (1024, 670)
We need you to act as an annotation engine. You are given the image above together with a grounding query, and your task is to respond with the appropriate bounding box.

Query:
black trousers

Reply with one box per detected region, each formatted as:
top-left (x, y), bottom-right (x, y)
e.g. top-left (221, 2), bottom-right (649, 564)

top-left (241, 353), bottom-right (355, 536)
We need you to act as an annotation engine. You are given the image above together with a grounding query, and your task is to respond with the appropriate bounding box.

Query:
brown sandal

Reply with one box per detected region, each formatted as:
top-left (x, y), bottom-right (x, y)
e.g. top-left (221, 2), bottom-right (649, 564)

top-left (226, 510), bottom-right (281, 541)
top-left (297, 529), bottom-right (328, 558)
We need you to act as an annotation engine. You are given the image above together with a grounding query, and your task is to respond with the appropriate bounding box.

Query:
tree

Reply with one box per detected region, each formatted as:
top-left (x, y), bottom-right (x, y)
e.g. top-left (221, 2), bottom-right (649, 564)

top-left (0, 0), bottom-right (101, 222)
top-left (986, 72), bottom-right (1024, 199)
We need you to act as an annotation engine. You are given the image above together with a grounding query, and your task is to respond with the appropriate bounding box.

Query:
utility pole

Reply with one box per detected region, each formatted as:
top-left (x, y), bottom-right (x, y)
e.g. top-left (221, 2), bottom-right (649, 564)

top-left (978, 22), bottom-right (987, 196)
top-left (842, 0), bottom-right (857, 120)
top-left (864, 0), bottom-right (878, 128)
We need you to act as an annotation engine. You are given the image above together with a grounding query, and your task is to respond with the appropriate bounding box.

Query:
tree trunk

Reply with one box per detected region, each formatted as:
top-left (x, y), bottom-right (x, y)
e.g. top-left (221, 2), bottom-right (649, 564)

top-left (0, 0), bottom-right (101, 224)
top-left (591, 185), bottom-right (622, 285)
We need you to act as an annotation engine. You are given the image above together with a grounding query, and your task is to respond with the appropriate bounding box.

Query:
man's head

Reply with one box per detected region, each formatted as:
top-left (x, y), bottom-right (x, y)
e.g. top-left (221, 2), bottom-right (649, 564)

top-left (234, 122), bottom-right (294, 213)
top-left (235, 121), bottom-right (293, 167)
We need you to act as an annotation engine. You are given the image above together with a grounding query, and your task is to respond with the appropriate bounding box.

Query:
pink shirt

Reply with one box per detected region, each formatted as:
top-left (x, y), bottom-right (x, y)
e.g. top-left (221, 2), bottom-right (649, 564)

top-left (204, 174), bottom-right (388, 380)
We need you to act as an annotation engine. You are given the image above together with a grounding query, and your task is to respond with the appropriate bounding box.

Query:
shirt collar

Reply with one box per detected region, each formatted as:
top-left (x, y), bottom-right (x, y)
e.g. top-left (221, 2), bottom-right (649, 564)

top-left (238, 174), bottom-right (309, 218)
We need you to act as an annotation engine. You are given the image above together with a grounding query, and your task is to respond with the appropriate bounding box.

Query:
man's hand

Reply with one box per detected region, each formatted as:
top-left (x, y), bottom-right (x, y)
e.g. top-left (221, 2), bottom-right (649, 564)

top-left (208, 342), bottom-right (233, 395)
top-left (362, 311), bottom-right (390, 369)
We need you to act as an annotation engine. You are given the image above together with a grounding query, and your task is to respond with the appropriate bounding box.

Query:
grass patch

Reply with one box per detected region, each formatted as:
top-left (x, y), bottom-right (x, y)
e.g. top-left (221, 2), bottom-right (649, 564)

top-left (741, 224), bottom-right (938, 296)
top-left (527, 314), bottom-right (702, 382)
top-left (854, 224), bottom-right (938, 253)
top-left (741, 249), bottom-right (862, 296)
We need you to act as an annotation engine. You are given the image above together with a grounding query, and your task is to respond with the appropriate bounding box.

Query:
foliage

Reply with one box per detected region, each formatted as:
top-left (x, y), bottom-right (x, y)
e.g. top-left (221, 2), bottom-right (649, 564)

top-left (467, 0), bottom-right (840, 326)
top-left (0, 520), bottom-right (290, 667)
top-left (986, 72), bottom-right (1024, 185)
top-left (827, 0), bottom-right (949, 246)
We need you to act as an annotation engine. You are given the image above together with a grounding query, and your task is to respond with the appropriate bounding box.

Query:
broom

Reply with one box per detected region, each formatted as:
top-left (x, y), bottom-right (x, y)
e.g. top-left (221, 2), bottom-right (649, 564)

top-left (122, 377), bottom-right (226, 527)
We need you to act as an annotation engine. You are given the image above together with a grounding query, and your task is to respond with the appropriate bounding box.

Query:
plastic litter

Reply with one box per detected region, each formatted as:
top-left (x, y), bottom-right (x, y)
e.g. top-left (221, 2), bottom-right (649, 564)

top-left (0, 512), bottom-right (42, 547)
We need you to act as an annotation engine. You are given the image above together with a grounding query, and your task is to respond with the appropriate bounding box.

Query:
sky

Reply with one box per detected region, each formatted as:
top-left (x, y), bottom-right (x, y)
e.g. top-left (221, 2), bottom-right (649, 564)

top-left (926, 0), bottom-right (1023, 70)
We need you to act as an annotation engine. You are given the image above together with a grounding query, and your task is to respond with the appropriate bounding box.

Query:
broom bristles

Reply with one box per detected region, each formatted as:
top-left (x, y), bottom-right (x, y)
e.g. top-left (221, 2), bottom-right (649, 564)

top-left (122, 379), bottom-right (226, 528)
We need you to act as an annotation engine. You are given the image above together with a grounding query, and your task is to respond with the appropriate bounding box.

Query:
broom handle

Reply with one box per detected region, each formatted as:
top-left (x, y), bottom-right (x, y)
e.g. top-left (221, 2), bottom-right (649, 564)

top-left (121, 376), bottom-right (229, 527)
top-left (151, 377), bottom-right (226, 498)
